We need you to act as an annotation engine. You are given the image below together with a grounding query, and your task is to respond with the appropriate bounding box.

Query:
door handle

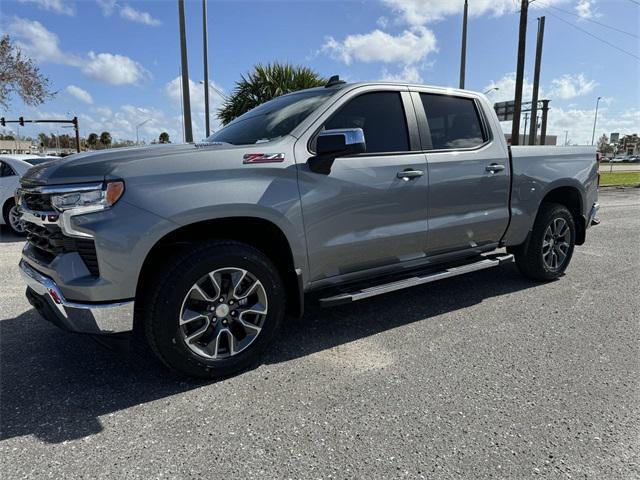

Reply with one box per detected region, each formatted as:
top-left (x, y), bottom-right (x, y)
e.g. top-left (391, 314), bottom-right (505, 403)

top-left (397, 169), bottom-right (424, 181)
top-left (485, 163), bottom-right (505, 173)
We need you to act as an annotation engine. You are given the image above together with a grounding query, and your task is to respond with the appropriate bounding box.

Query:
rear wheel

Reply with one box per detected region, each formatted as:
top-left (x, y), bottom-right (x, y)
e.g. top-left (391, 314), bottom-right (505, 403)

top-left (511, 202), bottom-right (576, 281)
top-left (143, 240), bottom-right (285, 378)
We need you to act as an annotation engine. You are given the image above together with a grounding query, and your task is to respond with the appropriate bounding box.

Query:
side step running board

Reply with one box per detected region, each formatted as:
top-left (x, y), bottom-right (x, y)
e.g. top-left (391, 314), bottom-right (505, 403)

top-left (319, 254), bottom-right (514, 307)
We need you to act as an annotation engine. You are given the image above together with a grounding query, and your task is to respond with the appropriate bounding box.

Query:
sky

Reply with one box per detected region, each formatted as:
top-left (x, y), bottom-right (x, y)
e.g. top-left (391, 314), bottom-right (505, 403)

top-left (0, 0), bottom-right (639, 145)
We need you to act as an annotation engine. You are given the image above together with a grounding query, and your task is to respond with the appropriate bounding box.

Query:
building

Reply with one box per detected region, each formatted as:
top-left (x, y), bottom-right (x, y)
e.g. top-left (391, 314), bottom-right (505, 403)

top-left (0, 140), bottom-right (37, 154)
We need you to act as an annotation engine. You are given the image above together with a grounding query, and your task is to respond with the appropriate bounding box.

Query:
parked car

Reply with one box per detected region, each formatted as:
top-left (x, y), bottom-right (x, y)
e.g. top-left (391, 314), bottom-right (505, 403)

top-left (0, 154), bottom-right (59, 234)
top-left (16, 80), bottom-right (599, 378)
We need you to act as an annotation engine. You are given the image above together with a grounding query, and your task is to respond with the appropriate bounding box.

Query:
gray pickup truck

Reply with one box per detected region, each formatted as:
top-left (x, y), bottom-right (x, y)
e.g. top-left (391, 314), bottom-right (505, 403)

top-left (17, 80), bottom-right (600, 378)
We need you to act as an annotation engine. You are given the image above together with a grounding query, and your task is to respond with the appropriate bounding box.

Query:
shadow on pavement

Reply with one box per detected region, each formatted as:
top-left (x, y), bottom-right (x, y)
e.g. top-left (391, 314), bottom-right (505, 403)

top-left (0, 263), bottom-right (539, 444)
top-left (0, 226), bottom-right (24, 243)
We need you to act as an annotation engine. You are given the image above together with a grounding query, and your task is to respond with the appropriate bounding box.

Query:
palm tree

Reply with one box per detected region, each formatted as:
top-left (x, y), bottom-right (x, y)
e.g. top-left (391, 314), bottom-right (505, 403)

top-left (159, 132), bottom-right (170, 143)
top-left (218, 63), bottom-right (326, 125)
top-left (86, 132), bottom-right (98, 149)
top-left (99, 131), bottom-right (112, 148)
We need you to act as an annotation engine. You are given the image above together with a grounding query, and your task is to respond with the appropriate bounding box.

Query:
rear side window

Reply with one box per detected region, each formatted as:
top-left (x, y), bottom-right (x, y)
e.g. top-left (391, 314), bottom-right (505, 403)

top-left (324, 91), bottom-right (409, 154)
top-left (0, 161), bottom-right (17, 177)
top-left (420, 94), bottom-right (486, 150)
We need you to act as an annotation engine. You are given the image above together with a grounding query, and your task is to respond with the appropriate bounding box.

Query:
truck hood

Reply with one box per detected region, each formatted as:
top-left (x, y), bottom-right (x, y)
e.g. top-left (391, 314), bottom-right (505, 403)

top-left (20, 143), bottom-right (227, 186)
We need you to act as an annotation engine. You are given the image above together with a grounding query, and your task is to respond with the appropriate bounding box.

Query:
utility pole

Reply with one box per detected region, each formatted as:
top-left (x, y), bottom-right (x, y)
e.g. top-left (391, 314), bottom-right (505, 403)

top-left (529, 16), bottom-right (545, 145)
top-left (523, 113), bottom-right (529, 144)
top-left (459, 0), bottom-right (468, 89)
top-left (202, 0), bottom-right (211, 137)
top-left (591, 96), bottom-right (602, 145)
top-left (540, 100), bottom-right (550, 145)
top-left (564, 130), bottom-right (568, 146)
top-left (178, 0), bottom-right (193, 143)
top-left (511, 0), bottom-right (528, 145)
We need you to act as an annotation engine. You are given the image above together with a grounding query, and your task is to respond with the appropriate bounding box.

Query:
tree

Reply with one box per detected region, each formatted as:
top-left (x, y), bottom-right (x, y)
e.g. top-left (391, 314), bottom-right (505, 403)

top-left (218, 63), bottom-right (326, 125)
top-left (86, 133), bottom-right (98, 149)
top-left (99, 131), bottom-right (112, 148)
top-left (0, 35), bottom-right (54, 110)
top-left (597, 134), bottom-right (610, 154)
top-left (159, 132), bottom-right (170, 143)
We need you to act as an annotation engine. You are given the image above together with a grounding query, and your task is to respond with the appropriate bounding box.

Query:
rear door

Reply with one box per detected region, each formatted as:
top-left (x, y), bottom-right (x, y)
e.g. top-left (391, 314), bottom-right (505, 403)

top-left (295, 87), bottom-right (429, 283)
top-left (412, 91), bottom-right (511, 255)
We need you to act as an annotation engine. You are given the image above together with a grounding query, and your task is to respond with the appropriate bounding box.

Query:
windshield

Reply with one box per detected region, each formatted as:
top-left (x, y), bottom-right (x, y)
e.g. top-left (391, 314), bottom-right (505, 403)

top-left (206, 89), bottom-right (335, 145)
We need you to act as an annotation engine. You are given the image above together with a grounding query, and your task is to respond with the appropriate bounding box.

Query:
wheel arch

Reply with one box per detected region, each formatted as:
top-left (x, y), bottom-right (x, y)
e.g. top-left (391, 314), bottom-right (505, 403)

top-left (539, 184), bottom-right (585, 245)
top-left (136, 216), bottom-right (304, 322)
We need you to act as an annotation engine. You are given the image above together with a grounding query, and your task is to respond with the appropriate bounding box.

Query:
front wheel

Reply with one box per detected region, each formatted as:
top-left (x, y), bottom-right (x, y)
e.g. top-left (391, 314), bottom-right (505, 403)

top-left (3, 201), bottom-right (26, 236)
top-left (511, 202), bottom-right (576, 281)
top-left (143, 240), bottom-right (286, 378)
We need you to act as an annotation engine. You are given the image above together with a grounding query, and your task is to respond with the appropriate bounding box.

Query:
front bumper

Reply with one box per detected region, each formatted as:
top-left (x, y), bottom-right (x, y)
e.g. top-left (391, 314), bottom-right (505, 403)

top-left (20, 260), bottom-right (134, 335)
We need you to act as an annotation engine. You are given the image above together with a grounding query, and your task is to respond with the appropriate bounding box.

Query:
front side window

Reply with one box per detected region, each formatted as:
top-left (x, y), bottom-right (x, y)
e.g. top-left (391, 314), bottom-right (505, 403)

top-left (206, 89), bottom-right (336, 146)
top-left (323, 91), bottom-right (409, 154)
top-left (420, 94), bottom-right (486, 150)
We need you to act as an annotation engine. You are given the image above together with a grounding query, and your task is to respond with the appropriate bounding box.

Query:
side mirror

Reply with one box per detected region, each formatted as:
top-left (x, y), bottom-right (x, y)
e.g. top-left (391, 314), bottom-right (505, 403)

top-left (308, 128), bottom-right (366, 174)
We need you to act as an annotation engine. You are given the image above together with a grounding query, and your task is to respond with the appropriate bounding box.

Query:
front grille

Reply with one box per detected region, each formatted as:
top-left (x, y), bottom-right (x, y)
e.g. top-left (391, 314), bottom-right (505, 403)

top-left (24, 223), bottom-right (99, 277)
top-left (23, 193), bottom-right (53, 212)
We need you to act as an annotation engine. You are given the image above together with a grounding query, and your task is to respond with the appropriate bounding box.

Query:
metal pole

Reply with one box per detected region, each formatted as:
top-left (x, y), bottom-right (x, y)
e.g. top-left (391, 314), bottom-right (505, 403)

top-left (540, 100), bottom-right (550, 145)
top-left (178, 0), bottom-right (193, 143)
top-left (511, 0), bottom-right (528, 146)
top-left (529, 16), bottom-right (545, 145)
top-left (459, 0), bottom-right (468, 89)
top-left (202, 0), bottom-right (211, 137)
top-left (564, 130), bottom-right (568, 146)
top-left (523, 113), bottom-right (529, 144)
top-left (591, 96), bottom-right (602, 145)
top-left (73, 117), bottom-right (80, 153)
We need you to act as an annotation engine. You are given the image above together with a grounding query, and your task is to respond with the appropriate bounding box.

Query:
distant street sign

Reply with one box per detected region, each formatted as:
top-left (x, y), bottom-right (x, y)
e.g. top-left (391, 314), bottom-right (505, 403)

top-left (610, 132), bottom-right (619, 144)
top-left (494, 101), bottom-right (515, 121)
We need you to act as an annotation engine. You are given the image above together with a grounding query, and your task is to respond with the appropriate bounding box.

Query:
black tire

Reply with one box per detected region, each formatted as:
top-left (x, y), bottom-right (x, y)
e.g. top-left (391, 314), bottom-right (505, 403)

top-left (143, 240), bottom-right (286, 378)
top-left (3, 199), bottom-right (26, 236)
top-left (511, 202), bottom-right (576, 281)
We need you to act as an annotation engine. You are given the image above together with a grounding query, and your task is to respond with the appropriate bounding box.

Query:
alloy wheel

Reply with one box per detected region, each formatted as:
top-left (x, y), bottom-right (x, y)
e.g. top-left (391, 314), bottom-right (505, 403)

top-left (542, 217), bottom-right (570, 270)
top-left (8, 205), bottom-right (25, 234)
top-left (178, 267), bottom-right (268, 359)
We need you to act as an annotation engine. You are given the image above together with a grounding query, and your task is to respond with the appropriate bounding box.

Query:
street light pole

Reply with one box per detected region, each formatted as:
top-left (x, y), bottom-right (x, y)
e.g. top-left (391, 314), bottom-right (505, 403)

top-left (202, 0), bottom-right (211, 138)
top-left (136, 119), bottom-right (150, 145)
top-left (591, 96), bottom-right (602, 146)
top-left (483, 87), bottom-right (499, 95)
top-left (178, 0), bottom-right (193, 143)
top-left (564, 130), bottom-right (569, 146)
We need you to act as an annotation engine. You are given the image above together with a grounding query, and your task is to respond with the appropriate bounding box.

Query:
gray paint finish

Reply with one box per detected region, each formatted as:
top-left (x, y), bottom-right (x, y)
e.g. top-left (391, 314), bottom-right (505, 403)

top-left (18, 81), bottom-right (598, 308)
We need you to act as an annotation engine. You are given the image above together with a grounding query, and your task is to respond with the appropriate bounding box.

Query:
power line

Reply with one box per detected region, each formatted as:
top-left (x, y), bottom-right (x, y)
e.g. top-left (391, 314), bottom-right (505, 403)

top-left (627, 0), bottom-right (640, 6)
top-left (545, 11), bottom-right (640, 61)
top-left (538, 1), bottom-right (639, 38)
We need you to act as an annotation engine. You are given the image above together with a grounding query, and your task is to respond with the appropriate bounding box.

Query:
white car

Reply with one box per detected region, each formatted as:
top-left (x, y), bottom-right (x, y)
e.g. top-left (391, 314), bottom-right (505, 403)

top-left (0, 154), bottom-right (60, 235)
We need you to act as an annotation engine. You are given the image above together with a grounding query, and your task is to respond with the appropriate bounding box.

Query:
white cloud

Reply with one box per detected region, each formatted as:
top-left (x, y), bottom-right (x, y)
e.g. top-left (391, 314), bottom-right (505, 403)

top-left (575, 0), bottom-right (598, 19)
top-left (6, 17), bottom-right (81, 65)
top-left (377, 16), bottom-right (389, 29)
top-left (381, 0), bottom-right (568, 25)
top-left (164, 77), bottom-right (227, 139)
top-left (381, 65), bottom-right (423, 83)
top-left (323, 27), bottom-right (437, 65)
top-left (483, 72), bottom-right (596, 103)
top-left (82, 52), bottom-right (148, 86)
top-left (17, 0), bottom-right (74, 16)
top-left (547, 106), bottom-right (639, 145)
top-left (65, 85), bottom-right (93, 104)
top-left (548, 74), bottom-right (596, 99)
top-left (120, 4), bottom-right (161, 26)
top-left (96, 1), bottom-right (161, 25)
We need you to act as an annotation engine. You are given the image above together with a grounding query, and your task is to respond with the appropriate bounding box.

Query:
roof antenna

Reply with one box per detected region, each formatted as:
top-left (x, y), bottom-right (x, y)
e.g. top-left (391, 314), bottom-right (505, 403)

top-left (325, 75), bottom-right (346, 88)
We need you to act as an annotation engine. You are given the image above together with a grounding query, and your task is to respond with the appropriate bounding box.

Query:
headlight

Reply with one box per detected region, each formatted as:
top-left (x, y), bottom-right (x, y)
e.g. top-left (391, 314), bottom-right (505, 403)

top-left (51, 181), bottom-right (125, 212)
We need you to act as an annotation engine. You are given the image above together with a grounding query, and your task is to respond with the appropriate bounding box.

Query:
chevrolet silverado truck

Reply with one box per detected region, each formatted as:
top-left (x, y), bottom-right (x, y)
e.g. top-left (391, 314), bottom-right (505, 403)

top-left (17, 79), bottom-right (600, 378)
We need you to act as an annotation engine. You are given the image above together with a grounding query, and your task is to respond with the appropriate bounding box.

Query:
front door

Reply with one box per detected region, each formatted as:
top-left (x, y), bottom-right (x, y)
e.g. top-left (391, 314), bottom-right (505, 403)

top-left (296, 89), bottom-right (429, 282)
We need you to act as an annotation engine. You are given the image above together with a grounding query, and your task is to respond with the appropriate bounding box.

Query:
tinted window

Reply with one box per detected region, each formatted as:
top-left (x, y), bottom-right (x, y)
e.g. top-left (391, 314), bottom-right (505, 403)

top-left (24, 157), bottom-right (57, 165)
top-left (207, 89), bottom-right (336, 145)
top-left (0, 161), bottom-right (16, 177)
top-left (324, 92), bottom-right (409, 154)
top-left (420, 94), bottom-right (486, 149)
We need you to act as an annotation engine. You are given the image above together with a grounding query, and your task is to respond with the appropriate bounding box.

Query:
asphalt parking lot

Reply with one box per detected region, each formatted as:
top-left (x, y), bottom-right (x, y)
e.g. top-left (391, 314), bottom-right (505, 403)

top-left (1, 188), bottom-right (638, 479)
